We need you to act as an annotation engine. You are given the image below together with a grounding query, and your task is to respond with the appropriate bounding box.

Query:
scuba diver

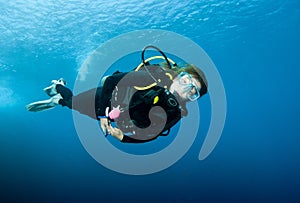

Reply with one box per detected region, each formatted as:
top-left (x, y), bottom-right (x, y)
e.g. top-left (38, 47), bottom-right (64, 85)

top-left (26, 46), bottom-right (208, 143)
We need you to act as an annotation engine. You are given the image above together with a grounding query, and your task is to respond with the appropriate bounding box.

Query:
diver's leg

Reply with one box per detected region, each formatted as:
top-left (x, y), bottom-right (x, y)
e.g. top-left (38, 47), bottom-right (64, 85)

top-left (55, 84), bottom-right (73, 109)
top-left (26, 82), bottom-right (101, 120)
top-left (56, 86), bottom-right (102, 120)
top-left (71, 87), bottom-right (101, 120)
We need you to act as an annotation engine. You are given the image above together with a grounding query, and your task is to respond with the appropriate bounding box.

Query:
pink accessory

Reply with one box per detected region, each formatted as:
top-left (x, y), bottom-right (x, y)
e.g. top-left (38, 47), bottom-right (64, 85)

top-left (108, 106), bottom-right (122, 119)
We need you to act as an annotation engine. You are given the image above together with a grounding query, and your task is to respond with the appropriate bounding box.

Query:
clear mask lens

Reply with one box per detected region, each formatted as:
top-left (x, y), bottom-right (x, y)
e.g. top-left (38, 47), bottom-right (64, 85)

top-left (178, 72), bottom-right (200, 101)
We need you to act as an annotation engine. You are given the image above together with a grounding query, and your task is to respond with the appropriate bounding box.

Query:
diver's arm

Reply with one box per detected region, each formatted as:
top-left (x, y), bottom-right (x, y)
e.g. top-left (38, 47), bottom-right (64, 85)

top-left (96, 72), bottom-right (127, 117)
top-left (106, 125), bottom-right (158, 143)
top-left (100, 118), bottom-right (110, 135)
top-left (106, 125), bottom-right (124, 141)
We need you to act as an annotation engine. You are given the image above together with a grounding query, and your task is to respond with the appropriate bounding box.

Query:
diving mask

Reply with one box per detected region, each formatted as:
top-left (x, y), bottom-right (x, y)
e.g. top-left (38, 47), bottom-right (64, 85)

top-left (178, 72), bottom-right (201, 101)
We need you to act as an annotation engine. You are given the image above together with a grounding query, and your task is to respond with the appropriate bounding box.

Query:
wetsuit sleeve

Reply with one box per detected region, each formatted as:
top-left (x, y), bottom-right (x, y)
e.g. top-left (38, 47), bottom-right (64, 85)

top-left (96, 72), bottom-right (127, 118)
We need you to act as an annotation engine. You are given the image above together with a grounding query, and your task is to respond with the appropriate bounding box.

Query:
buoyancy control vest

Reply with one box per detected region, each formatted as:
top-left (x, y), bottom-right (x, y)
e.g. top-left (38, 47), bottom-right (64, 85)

top-left (107, 46), bottom-right (187, 140)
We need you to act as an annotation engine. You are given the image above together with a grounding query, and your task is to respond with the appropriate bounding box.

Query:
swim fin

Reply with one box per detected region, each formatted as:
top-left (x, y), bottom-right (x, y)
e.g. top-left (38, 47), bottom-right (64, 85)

top-left (26, 94), bottom-right (63, 112)
top-left (43, 78), bottom-right (66, 97)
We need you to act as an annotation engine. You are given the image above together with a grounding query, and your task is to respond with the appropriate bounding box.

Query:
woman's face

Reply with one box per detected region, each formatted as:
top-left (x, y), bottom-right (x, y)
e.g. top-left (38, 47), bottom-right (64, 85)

top-left (170, 72), bottom-right (201, 102)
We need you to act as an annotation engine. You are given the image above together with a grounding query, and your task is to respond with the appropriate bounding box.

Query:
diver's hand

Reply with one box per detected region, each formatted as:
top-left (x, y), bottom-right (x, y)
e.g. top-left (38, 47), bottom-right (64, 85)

top-left (106, 126), bottom-right (124, 141)
top-left (100, 118), bottom-right (110, 135)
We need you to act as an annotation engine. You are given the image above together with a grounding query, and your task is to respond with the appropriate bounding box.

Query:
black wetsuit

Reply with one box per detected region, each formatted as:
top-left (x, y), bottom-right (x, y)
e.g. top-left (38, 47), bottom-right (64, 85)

top-left (56, 65), bottom-right (186, 143)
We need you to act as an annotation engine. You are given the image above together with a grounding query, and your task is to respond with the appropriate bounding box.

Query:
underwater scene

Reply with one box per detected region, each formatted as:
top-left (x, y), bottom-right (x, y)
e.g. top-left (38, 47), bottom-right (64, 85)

top-left (0, 0), bottom-right (299, 202)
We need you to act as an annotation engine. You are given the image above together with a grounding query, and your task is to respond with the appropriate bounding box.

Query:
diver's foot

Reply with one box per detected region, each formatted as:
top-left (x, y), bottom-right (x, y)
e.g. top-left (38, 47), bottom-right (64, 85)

top-left (26, 94), bottom-right (63, 112)
top-left (43, 78), bottom-right (66, 97)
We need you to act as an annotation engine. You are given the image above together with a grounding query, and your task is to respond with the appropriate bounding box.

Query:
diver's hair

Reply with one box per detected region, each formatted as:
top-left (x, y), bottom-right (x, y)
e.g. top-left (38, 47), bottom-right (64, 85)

top-left (160, 62), bottom-right (208, 97)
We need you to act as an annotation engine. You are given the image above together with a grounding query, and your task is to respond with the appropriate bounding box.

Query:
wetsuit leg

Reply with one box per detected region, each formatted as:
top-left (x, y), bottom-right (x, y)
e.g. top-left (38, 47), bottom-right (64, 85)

top-left (72, 88), bottom-right (101, 120)
top-left (56, 84), bottom-right (102, 120)
top-left (56, 84), bottom-right (73, 108)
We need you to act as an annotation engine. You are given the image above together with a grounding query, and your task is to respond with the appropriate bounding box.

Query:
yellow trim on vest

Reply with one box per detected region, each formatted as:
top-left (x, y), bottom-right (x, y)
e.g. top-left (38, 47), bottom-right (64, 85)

top-left (133, 56), bottom-right (176, 91)
top-left (134, 82), bottom-right (157, 91)
top-left (165, 72), bottom-right (173, 80)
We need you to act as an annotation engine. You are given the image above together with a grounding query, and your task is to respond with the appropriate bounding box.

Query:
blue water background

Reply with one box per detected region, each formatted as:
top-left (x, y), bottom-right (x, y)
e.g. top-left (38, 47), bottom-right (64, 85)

top-left (0, 0), bottom-right (299, 202)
